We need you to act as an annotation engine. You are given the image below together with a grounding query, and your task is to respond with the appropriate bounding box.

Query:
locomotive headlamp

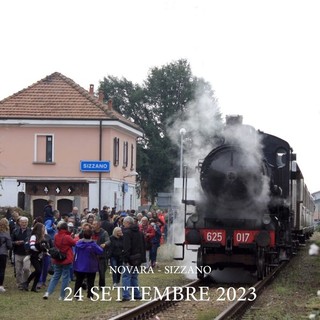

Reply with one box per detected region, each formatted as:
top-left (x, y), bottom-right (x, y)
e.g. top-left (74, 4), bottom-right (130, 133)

top-left (262, 214), bottom-right (271, 225)
top-left (190, 213), bottom-right (199, 223)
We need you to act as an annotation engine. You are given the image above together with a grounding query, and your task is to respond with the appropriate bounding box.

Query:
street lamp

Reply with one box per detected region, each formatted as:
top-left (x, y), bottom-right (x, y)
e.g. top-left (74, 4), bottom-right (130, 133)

top-left (124, 171), bottom-right (138, 179)
top-left (179, 128), bottom-right (186, 178)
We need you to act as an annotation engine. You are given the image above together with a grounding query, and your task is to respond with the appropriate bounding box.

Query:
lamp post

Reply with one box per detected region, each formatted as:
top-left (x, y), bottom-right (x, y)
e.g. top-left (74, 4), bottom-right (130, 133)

top-left (179, 128), bottom-right (186, 178)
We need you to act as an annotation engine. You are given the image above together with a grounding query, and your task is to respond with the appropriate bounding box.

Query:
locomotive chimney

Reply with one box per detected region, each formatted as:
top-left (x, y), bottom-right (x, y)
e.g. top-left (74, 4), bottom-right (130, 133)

top-left (226, 115), bottom-right (243, 126)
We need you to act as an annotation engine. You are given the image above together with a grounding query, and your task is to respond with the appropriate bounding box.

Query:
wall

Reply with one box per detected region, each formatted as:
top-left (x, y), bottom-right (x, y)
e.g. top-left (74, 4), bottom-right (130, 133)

top-left (0, 121), bottom-right (140, 211)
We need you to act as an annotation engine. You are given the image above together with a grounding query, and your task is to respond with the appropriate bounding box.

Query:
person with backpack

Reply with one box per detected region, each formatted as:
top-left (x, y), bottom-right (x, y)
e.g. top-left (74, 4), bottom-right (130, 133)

top-left (43, 221), bottom-right (77, 300)
top-left (21, 223), bottom-right (49, 292)
top-left (0, 218), bottom-right (12, 292)
top-left (11, 216), bottom-right (31, 290)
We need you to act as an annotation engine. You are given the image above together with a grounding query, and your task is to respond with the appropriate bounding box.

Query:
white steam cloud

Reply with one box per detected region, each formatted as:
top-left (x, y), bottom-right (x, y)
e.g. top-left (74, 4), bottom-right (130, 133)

top-left (168, 90), bottom-right (222, 169)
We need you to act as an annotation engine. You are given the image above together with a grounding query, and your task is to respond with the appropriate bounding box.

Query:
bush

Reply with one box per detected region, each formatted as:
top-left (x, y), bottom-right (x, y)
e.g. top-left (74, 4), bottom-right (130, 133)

top-left (0, 206), bottom-right (33, 226)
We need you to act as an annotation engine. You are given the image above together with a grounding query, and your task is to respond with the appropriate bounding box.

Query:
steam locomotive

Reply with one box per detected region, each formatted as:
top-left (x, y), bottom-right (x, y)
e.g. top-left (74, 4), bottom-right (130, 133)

top-left (176, 116), bottom-right (314, 280)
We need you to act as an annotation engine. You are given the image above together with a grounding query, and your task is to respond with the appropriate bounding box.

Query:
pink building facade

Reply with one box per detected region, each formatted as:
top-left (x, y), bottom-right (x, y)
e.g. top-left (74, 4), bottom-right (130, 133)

top-left (0, 72), bottom-right (143, 217)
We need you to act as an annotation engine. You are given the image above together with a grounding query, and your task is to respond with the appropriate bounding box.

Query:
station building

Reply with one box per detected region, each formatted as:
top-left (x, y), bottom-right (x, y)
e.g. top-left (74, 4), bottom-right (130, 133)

top-left (0, 72), bottom-right (143, 218)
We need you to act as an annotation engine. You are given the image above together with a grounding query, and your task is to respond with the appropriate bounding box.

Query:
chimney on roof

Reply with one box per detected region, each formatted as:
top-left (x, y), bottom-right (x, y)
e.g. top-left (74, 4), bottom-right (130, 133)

top-left (107, 99), bottom-right (113, 110)
top-left (89, 84), bottom-right (94, 95)
top-left (98, 90), bottom-right (104, 102)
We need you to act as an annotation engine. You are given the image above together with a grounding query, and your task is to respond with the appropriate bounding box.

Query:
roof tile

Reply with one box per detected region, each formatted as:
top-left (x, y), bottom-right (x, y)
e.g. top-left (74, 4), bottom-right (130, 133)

top-left (0, 72), bottom-right (141, 130)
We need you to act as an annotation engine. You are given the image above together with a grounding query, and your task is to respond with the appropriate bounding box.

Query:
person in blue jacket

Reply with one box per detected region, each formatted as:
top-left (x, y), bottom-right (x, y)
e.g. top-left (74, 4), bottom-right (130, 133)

top-left (73, 223), bottom-right (103, 299)
top-left (43, 200), bottom-right (54, 223)
top-left (38, 213), bottom-right (58, 289)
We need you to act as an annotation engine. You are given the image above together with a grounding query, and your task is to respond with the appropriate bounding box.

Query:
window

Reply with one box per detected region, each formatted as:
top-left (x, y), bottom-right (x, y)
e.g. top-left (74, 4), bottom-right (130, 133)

top-left (46, 136), bottom-right (53, 162)
top-left (276, 148), bottom-right (287, 168)
top-left (123, 141), bottom-right (128, 168)
top-left (130, 143), bottom-right (134, 170)
top-left (34, 134), bottom-right (54, 163)
top-left (113, 137), bottom-right (119, 166)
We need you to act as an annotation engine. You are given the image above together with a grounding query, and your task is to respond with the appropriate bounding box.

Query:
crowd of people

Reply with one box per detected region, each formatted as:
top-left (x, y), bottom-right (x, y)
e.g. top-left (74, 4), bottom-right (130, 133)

top-left (0, 203), bottom-right (168, 301)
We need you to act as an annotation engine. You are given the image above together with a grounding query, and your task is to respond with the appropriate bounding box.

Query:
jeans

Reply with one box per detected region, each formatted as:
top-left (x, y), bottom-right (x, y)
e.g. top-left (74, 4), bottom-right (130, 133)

top-left (122, 265), bottom-right (141, 299)
top-left (144, 250), bottom-right (151, 268)
top-left (110, 256), bottom-right (122, 284)
top-left (47, 263), bottom-right (72, 299)
top-left (38, 254), bottom-right (51, 285)
top-left (98, 257), bottom-right (107, 287)
top-left (150, 245), bottom-right (159, 267)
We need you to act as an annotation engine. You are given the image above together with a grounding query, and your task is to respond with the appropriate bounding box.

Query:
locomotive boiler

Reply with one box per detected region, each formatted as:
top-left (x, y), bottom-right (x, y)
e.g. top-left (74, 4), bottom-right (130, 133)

top-left (176, 116), bottom-right (314, 280)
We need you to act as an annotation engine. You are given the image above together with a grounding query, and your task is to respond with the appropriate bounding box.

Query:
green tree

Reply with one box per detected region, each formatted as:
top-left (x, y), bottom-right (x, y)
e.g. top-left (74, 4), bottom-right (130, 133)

top-left (99, 59), bottom-right (219, 204)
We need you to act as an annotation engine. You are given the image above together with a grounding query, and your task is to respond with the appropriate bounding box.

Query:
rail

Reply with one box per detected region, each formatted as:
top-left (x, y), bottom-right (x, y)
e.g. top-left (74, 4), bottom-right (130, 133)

top-left (109, 279), bottom-right (202, 320)
top-left (214, 261), bottom-right (289, 320)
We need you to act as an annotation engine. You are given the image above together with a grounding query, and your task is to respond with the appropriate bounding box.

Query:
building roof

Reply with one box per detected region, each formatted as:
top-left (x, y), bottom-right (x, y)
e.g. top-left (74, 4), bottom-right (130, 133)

top-left (0, 72), bottom-right (141, 131)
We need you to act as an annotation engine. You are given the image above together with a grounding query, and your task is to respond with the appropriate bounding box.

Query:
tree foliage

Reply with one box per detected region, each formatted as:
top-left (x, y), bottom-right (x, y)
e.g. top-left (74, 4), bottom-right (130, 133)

top-left (99, 59), bottom-right (219, 204)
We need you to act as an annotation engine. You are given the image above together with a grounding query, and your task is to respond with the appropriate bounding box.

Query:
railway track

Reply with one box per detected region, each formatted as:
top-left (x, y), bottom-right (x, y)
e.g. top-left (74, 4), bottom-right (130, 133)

top-left (109, 279), bottom-right (203, 320)
top-left (109, 262), bottom-right (288, 320)
top-left (214, 261), bottom-right (289, 319)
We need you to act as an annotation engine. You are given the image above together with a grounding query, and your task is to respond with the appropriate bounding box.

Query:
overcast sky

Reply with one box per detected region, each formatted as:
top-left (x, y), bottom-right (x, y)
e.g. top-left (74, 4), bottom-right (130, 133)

top-left (1, 0), bottom-right (320, 192)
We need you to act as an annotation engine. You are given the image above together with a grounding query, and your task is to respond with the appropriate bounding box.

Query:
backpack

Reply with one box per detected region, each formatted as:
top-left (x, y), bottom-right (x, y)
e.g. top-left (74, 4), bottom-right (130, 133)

top-left (48, 236), bottom-right (67, 261)
top-left (48, 246), bottom-right (67, 261)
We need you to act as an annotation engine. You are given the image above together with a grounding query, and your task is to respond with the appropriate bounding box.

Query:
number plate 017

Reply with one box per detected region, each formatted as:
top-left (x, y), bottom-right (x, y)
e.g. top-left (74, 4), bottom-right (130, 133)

top-left (202, 229), bottom-right (226, 245)
top-left (233, 230), bottom-right (257, 245)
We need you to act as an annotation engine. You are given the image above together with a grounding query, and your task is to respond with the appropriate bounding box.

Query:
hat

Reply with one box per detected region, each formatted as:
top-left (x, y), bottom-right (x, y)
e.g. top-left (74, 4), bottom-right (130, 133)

top-left (120, 212), bottom-right (127, 217)
top-left (67, 222), bottom-right (74, 228)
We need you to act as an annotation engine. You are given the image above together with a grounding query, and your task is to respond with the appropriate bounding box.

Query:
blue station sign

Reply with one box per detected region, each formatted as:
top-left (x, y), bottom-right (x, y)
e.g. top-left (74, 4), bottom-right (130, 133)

top-left (80, 160), bottom-right (110, 173)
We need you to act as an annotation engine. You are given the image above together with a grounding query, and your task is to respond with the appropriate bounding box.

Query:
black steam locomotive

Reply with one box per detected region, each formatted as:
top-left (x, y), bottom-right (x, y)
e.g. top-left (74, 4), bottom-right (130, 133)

top-left (177, 116), bottom-right (314, 280)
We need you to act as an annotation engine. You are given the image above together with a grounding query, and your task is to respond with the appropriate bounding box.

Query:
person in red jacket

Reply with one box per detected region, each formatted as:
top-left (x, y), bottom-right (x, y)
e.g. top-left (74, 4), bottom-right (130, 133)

top-left (139, 217), bottom-right (155, 268)
top-left (43, 221), bottom-right (77, 300)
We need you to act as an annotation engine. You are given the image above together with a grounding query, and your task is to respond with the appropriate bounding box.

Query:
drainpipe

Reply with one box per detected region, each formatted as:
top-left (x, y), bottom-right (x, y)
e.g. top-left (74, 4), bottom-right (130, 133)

top-left (99, 120), bottom-right (102, 211)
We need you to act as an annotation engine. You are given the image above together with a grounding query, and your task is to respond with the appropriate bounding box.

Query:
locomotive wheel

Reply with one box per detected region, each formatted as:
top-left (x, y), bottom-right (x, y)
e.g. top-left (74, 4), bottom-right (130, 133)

top-left (263, 248), bottom-right (272, 276)
top-left (197, 247), bottom-right (204, 280)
